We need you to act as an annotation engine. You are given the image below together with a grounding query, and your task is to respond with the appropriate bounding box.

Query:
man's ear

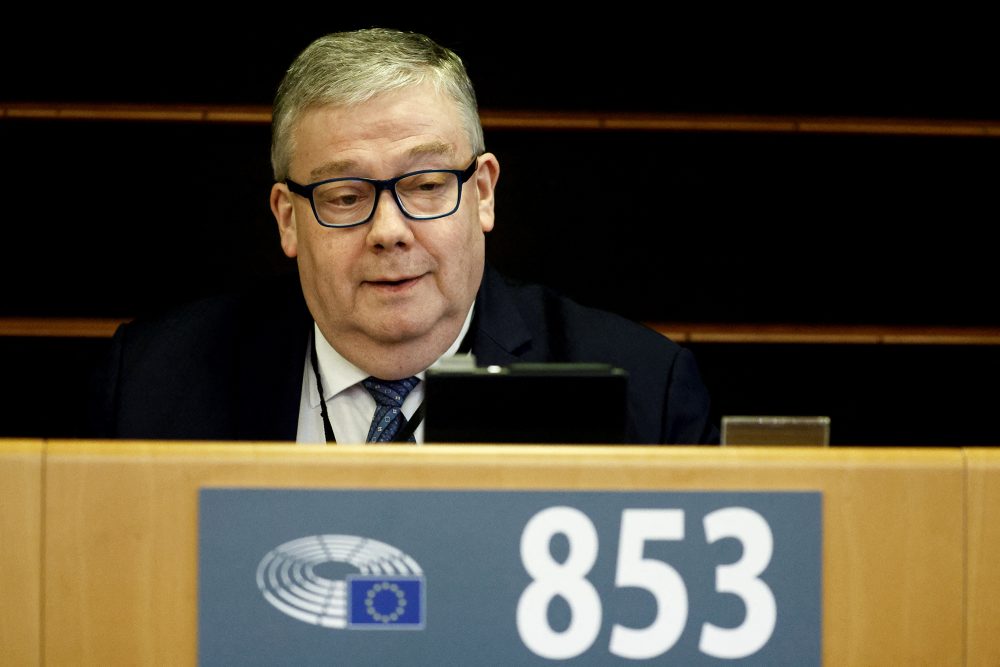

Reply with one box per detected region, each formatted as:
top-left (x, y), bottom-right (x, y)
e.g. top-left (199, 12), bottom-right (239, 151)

top-left (270, 182), bottom-right (298, 258)
top-left (476, 153), bottom-right (500, 233)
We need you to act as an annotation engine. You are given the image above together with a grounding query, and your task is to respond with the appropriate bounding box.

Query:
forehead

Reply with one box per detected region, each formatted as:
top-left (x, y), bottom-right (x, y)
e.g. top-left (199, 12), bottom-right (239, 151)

top-left (290, 83), bottom-right (470, 179)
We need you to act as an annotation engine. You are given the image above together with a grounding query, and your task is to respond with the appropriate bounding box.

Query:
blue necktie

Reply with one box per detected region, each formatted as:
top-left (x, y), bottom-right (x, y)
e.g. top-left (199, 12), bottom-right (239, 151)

top-left (363, 376), bottom-right (420, 442)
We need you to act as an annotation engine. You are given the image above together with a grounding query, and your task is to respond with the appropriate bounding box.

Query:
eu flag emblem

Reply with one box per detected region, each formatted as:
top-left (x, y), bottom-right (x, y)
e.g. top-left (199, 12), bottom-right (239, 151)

top-left (347, 576), bottom-right (425, 629)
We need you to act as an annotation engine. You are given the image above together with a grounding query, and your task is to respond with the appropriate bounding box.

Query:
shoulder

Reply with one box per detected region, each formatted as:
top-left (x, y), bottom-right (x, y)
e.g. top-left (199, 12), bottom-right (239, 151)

top-left (94, 274), bottom-right (309, 439)
top-left (483, 266), bottom-right (683, 365)
top-left (117, 274), bottom-right (306, 353)
top-left (108, 274), bottom-right (310, 402)
top-left (478, 267), bottom-right (716, 444)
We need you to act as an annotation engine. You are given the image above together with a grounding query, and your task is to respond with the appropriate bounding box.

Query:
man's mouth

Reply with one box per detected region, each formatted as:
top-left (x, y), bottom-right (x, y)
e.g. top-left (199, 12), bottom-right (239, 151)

top-left (365, 275), bottom-right (423, 290)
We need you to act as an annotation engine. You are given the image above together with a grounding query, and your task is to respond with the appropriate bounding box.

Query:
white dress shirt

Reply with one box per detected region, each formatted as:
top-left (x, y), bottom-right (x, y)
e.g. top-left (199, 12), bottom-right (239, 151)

top-left (295, 307), bottom-right (475, 445)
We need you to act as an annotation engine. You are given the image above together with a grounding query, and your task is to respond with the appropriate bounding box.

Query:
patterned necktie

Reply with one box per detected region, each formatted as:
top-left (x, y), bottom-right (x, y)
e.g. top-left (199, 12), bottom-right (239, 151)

top-left (363, 376), bottom-right (420, 442)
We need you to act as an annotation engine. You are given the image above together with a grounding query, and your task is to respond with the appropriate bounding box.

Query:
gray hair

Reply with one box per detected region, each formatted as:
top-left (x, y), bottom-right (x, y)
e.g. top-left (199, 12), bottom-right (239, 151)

top-left (270, 28), bottom-right (485, 181)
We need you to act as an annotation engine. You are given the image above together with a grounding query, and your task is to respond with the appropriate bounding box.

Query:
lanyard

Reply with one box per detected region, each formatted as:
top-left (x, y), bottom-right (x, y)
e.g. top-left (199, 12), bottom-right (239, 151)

top-left (309, 327), bottom-right (473, 444)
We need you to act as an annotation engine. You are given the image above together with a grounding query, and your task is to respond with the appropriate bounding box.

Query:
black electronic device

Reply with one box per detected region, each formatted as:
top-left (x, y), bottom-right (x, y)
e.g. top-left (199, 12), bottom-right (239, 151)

top-left (424, 361), bottom-right (628, 444)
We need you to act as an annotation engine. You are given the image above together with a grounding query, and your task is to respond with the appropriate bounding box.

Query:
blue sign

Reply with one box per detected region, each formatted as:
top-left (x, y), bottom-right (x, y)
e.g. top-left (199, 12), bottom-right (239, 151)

top-left (199, 490), bottom-right (822, 665)
top-left (348, 576), bottom-right (424, 629)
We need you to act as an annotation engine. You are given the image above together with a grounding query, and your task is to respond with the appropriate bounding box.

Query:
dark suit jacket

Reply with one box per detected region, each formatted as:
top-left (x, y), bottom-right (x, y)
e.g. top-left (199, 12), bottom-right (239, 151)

top-left (94, 266), bottom-right (717, 443)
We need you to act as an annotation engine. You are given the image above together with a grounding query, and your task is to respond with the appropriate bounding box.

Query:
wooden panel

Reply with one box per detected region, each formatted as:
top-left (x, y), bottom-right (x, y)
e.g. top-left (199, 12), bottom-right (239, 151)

top-left (0, 317), bottom-right (126, 338)
top-left (4, 103), bottom-right (1000, 137)
top-left (0, 440), bottom-right (42, 666)
top-left (6, 317), bottom-right (1000, 346)
top-left (967, 449), bottom-right (1000, 665)
top-left (43, 443), bottom-right (964, 665)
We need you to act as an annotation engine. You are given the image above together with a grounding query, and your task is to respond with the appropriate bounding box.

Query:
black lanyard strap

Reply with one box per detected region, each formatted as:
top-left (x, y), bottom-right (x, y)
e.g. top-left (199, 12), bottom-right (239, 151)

top-left (310, 321), bottom-right (474, 444)
top-left (310, 331), bottom-right (337, 443)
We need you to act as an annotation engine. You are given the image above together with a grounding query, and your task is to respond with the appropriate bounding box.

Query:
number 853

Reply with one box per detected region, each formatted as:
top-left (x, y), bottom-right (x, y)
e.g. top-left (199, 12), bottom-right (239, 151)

top-left (517, 506), bottom-right (776, 661)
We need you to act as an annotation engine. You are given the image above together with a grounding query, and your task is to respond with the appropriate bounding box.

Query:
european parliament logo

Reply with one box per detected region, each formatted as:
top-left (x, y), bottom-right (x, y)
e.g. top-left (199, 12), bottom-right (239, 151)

top-left (348, 576), bottom-right (424, 629)
top-left (256, 535), bottom-right (425, 630)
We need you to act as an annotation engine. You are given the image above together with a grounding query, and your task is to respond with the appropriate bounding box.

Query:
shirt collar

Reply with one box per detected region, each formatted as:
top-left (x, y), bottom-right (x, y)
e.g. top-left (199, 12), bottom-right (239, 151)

top-left (309, 304), bottom-right (476, 408)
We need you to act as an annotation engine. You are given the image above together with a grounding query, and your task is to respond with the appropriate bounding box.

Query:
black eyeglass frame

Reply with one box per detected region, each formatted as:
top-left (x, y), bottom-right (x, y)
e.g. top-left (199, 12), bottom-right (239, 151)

top-left (285, 156), bottom-right (480, 229)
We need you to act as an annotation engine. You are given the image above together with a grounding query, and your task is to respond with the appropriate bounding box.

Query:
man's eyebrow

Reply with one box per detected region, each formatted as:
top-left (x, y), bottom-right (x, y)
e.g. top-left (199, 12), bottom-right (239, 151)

top-left (406, 142), bottom-right (455, 161)
top-left (305, 143), bottom-right (455, 182)
top-left (308, 159), bottom-right (359, 182)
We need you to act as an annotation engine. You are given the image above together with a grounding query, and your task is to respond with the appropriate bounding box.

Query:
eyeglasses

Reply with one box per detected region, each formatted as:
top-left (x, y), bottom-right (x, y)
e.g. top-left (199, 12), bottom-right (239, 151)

top-left (285, 156), bottom-right (480, 228)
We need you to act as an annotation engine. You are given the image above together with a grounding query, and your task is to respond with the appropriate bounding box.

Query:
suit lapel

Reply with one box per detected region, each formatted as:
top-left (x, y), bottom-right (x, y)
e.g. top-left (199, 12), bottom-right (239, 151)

top-left (470, 265), bottom-right (533, 365)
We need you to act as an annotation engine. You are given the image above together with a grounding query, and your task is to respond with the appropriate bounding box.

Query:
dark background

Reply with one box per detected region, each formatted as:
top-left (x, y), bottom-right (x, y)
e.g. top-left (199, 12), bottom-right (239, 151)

top-left (4, 15), bottom-right (997, 117)
top-left (1, 15), bottom-right (997, 443)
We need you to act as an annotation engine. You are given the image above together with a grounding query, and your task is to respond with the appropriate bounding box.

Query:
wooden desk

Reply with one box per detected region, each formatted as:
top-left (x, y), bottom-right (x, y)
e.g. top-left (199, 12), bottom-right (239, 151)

top-left (3, 442), bottom-right (994, 664)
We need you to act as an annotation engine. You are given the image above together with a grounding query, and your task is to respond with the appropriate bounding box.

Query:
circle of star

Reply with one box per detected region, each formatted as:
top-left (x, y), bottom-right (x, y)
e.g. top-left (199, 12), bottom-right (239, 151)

top-left (364, 582), bottom-right (408, 623)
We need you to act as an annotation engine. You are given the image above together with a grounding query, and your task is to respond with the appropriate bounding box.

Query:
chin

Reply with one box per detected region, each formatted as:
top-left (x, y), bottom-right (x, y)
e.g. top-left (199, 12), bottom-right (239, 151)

top-left (366, 315), bottom-right (437, 345)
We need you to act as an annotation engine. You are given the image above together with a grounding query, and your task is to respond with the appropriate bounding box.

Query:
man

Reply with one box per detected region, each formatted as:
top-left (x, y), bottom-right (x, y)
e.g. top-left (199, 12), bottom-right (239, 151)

top-left (94, 28), bottom-right (716, 444)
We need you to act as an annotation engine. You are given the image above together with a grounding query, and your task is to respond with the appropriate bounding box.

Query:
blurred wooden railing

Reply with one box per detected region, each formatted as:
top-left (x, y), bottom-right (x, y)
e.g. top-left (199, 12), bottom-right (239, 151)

top-left (4, 317), bottom-right (1000, 345)
top-left (4, 103), bottom-right (1000, 137)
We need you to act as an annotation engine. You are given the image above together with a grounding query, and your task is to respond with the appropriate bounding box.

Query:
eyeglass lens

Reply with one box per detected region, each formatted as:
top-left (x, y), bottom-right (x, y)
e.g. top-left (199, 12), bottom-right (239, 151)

top-left (313, 171), bottom-right (461, 226)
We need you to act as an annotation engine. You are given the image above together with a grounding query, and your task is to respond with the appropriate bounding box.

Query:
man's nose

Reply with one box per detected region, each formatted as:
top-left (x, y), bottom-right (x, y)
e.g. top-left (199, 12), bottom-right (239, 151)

top-left (365, 188), bottom-right (414, 250)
